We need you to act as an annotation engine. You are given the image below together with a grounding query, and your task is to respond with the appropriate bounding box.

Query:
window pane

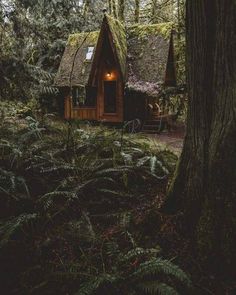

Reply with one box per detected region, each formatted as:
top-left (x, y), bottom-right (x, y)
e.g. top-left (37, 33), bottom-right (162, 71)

top-left (86, 46), bottom-right (94, 60)
top-left (72, 87), bottom-right (85, 107)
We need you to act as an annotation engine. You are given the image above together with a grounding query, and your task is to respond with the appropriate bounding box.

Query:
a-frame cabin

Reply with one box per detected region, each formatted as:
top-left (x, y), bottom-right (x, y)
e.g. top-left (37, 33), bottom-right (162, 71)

top-left (88, 14), bottom-right (126, 122)
top-left (54, 14), bottom-right (176, 123)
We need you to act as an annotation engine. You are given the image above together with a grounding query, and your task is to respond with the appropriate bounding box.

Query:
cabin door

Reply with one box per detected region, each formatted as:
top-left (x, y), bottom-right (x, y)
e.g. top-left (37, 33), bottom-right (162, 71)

top-left (103, 81), bottom-right (117, 114)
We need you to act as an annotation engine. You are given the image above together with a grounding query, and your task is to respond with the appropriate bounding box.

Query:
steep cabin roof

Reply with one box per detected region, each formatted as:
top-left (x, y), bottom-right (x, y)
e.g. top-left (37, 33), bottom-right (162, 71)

top-left (105, 14), bottom-right (127, 79)
top-left (54, 31), bottom-right (100, 87)
top-left (126, 22), bottom-right (174, 96)
top-left (54, 15), bottom-right (174, 96)
top-left (88, 14), bottom-right (127, 86)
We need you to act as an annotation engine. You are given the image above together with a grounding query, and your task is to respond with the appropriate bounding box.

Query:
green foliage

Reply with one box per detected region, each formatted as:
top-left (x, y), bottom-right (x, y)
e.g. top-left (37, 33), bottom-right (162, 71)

top-left (74, 251), bottom-right (191, 295)
top-left (0, 213), bottom-right (38, 248)
top-left (0, 104), bottom-right (191, 294)
top-left (137, 282), bottom-right (179, 295)
top-left (0, 0), bottom-right (186, 103)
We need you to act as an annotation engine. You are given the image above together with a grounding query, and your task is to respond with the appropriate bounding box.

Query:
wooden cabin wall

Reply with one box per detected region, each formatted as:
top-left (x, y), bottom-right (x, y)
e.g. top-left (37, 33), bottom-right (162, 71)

top-left (64, 95), bottom-right (72, 119)
top-left (72, 108), bottom-right (97, 120)
top-left (64, 95), bottom-right (97, 120)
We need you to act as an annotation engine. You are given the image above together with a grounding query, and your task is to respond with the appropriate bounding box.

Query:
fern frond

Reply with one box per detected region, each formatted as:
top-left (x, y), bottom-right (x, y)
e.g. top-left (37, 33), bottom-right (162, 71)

top-left (132, 258), bottom-right (191, 287)
top-left (74, 274), bottom-right (118, 295)
top-left (0, 214), bottom-right (38, 247)
top-left (119, 211), bottom-right (132, 228)
top-left (137, 281), bottom-right (179, 295)
top-left (119, 247), bottom-right (161, 264)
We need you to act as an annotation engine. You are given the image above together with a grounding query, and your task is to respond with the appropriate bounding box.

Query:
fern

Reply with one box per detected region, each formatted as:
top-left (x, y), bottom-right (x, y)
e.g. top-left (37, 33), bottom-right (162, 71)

top-left (0, 214), bottom-right (38, 248)
top-left (74, 274), bottom-right (118, 295)
top-left (0, 106), bottom-right (181, 294)
top-left (66, 218), bottom-right (96, 244)
top-left (137, 281), bottom-right (179, 295)
top-left (119, 247), bottom-right (161, 264)
top-left (0, 168), bottom-right (30, 199)
top-left (132, 258), bottom-right (191, 287)
top-left (119, 211), bottom-right (132, 229)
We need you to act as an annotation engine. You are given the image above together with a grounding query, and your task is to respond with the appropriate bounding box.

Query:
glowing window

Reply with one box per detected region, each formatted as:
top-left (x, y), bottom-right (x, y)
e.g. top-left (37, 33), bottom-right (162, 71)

top-left (86, 46), bottom-right (94, 60)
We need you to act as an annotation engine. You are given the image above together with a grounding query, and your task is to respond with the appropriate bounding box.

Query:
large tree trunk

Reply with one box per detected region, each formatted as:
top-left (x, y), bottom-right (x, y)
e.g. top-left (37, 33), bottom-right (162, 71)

top-left (118, 0), bottom-right (125, 22)
top-left (151, 0), bottom-right (158, 23)
top-left (111, 0), bottom-right (118, 18)
top-left (82, 0), bottom-right (90, 23)
top-left (165, 0), bottom-right (236, 270)
top-left (134, 0), bottom-right (140, 23)
top-left (108, 0), bottom-right (112, 15)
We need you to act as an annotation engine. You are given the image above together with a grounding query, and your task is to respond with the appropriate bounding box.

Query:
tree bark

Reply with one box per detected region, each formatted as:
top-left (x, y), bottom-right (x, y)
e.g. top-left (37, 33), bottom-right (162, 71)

top-left (108, 0), bottom-right (112, 14)
top-left (118, 0), bottom-right (125, 22)
top-left (151, 0), bottom-right (158, 23)
top-left (111, 0), bottom-right (118, 18)
top-left (82, 0), bottom-right (90, 21)
top-left (134, 0), bottom-right (140, 23)
top-left (165, 0), bottom-right (236, 271)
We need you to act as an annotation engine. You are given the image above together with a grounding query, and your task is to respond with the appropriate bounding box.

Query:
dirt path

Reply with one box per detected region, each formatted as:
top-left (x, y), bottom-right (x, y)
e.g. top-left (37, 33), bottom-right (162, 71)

top-left (146, 125), bottom-right (185, 153)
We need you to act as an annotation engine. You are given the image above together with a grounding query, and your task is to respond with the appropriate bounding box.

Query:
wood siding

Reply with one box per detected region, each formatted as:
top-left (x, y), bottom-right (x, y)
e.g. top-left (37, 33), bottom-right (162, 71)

top-left (64, 96), bottom-right (97, 120)
top-left (72, 108), bottom-right (97, 120)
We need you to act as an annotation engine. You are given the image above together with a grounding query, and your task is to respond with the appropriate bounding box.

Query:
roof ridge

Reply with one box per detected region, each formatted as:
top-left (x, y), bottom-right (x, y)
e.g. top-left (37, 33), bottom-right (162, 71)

top-left (103, 13), bottom-right (127, 79)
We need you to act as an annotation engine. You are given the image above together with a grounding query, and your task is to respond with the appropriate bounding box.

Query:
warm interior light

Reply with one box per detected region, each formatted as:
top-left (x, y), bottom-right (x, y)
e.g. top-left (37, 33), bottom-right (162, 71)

top-left (106, 72), bottom-right (111, 78)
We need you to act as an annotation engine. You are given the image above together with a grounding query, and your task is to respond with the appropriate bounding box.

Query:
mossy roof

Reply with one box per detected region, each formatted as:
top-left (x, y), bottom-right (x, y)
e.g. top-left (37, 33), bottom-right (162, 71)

top-left (105, 14), bottom-right (127, 79)
top-left (54, 17), bottom-right (173, 93)
top-left (126, 22), bottom-right (173, 93)
top-left (54, 31), bottom-right (99, 87)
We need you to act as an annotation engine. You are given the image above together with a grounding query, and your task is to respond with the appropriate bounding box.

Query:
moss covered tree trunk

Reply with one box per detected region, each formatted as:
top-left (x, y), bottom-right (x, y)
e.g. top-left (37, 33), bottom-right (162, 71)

top-left (82, 0), bottom-right (90, 21)
top-left (134, 0), bottom-right (140, 23)
top-left (151, 0), bottom-right (158, 23)
top-left (165, 0), bottom-right (236, 270)
top-left (111, 0), bottom-right (118, 18)
top-left (118, 0), bottom-right (125, 22)
top-left (108, 0), bottom-right (112, 15)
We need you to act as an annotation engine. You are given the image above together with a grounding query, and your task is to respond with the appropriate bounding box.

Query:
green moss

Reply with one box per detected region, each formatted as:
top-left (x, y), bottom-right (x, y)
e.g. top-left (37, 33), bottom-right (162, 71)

top-left (67, 31), bottom-right (99, 47)
top-left (105, 14), bottom-right (127, 78)
top-left (197, 203), bottom-right (215, 258)
top-left (128, 22), bottom-right (174, 40)
top-left (197, 199), bottom-right (236, 265)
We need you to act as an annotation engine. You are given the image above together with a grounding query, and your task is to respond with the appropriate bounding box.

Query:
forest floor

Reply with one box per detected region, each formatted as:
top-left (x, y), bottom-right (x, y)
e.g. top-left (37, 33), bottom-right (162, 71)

top-left (1, 105), bottom-right (235, 294)
top-left (142, 124), bottom-right (185, 154)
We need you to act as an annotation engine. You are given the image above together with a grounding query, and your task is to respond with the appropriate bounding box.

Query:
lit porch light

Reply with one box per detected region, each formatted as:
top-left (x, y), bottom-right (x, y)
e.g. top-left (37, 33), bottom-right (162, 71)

top-left (106, 71), bottom-right (112, 78)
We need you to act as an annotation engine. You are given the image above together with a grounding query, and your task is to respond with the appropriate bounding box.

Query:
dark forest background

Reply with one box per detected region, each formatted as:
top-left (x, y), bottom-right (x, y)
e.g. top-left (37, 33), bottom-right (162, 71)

top-left (1, 1), bottom-right (236, 295)
top-left (0, 0), bottom-right (185, 103)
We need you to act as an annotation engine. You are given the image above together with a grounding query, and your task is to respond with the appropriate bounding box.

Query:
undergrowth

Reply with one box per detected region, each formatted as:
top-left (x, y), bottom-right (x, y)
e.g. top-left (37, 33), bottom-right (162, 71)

top-left (0, 103), bottom-right (191, 294)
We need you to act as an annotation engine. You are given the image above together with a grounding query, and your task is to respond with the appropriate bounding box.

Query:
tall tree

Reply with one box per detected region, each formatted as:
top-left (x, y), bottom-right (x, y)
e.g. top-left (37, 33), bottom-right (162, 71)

top-left (134, 0), bottom-right (140, 23)
top-left (151, 0), bottom-right (158, 23)
top-left (118, 0), bottom-right (125, 22)
top-left (165, 0), bottom-right (236, 270)
top-left (108, 0), bottom-right (112, 14)
top-left (111, 0), bottom-right (118, 18)
top-left (83, 0), bottom-right (91, 22)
